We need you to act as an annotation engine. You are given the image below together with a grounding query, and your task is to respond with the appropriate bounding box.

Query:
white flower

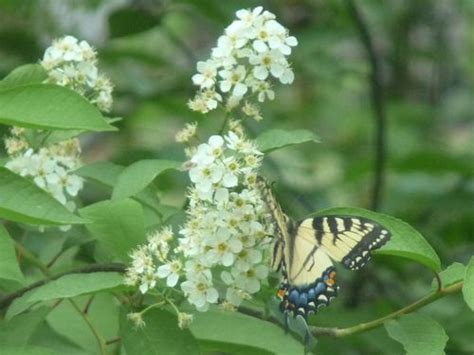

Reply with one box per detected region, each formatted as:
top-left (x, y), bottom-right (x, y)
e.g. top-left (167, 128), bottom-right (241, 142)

top-left (192, 60), bottom-right (218, 89)
top-left (219, 65), bottom-right (248, 97)
top-left (249, 50), bottom-right (286, 81)
top-left (234, 248), bottom-right (262, 271)
top-left (41, 35), bottom-right (113, 112)
top-left (181, 275), bottom-right (219, 311)
top-left (189, 162), bottom-right (224, 193)
top-left (157, 259), bottom-right (182, 287)
top-left (205, 228), bottom-right (242, 266)
top-left (233, 264), bottom-right (268, 293)
top-left (189, 6), bottom-right (296, 113)
top-left (139, 271), bottom-right (157, 294)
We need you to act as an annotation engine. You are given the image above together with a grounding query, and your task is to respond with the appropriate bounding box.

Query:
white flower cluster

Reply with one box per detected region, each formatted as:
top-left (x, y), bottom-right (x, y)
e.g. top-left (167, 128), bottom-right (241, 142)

top-left (125, 131), bottom-right (274, 312)
top-left (189, 6), bottom-right (297, 113)
top-left (179, 132), bottom-right (273, 310)
top-left (41, 35), bottom-right (113, 112)
top-left (5, 128), bottom-right (83, 208)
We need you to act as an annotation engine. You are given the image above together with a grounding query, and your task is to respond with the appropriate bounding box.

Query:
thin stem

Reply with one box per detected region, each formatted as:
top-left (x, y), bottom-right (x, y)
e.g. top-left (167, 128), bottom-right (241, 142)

top-left (433, 271), bottom-right (442, 292)
top-left (106, 337), bottom-right (122, 346)
top-left (218, 111), bottom-right (232, 134)
top-left (10, 241), bottom-right (111, 355)
top-left (322, 281), bottom-right (463, 338)
top-left (345, 0), bottom-right (387, 211)
top-left (238, 281), bottom-right (462, 339)
top-left (14, 240), bottom-right (50, 275)
top-left (69, 298), bottom-right (107, 355)
top-left (83, 294), bottom-right (95, 314)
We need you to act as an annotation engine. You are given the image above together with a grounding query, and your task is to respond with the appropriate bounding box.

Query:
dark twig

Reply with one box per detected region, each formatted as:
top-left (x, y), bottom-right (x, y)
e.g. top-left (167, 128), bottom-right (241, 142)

top-left (345, 0), bottom-right (387, 211)
top-left (0, 263), bottom-right (126, 310)
top-left (83, 294), bottom-right (95, 314)
top-left (105, 337), bottom-right (122, 346)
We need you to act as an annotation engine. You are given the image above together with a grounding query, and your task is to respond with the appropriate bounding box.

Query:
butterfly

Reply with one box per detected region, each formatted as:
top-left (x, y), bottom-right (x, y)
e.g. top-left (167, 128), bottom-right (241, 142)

top-left (257, 178), bottom-right (391, 325)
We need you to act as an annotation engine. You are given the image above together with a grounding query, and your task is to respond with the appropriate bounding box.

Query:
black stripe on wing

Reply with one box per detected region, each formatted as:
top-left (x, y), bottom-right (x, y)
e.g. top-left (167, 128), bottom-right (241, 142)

top-left (312, 216), bottom-right (391, 270)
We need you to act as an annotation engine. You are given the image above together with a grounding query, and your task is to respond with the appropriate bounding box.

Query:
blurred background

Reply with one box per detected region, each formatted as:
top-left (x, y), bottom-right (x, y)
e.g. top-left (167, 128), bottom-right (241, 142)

top-left (0, 0), bottom-right (473, 353)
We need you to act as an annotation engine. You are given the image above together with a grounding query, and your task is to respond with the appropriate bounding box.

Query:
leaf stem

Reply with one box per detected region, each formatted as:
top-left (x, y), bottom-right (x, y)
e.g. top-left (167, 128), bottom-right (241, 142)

top-left (3, 243), bottom-right (123, 355)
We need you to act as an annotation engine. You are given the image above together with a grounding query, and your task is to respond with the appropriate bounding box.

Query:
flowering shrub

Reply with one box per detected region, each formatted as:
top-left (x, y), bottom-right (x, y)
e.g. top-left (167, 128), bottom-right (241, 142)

top-left (123, 6), bottom-right (297, 324)
top-left (0, 4), bottom-right (469, 355)
top-left (4, 36), bottom-right (113, 222)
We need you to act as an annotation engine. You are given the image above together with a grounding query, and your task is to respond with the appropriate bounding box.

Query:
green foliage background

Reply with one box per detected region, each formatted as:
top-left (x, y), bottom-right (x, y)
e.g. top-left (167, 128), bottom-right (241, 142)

top-left (0, 0), bottom-right (473, 354)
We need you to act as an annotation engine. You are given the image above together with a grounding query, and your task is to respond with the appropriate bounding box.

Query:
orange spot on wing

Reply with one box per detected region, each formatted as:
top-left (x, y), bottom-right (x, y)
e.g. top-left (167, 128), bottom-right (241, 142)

top-left (277, 289), bottom-right (286, 299)
top-left (326, 279), bottom-right (335, 286)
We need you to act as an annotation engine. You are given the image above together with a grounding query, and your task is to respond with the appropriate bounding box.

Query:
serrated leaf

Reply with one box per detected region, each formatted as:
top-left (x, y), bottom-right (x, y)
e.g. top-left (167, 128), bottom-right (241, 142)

top-left (190, 309), bottom-right (304, 355)
top-left (0, 84), bottom-right (114, 131)
top-left (0, 168), bottom-right (85, 226)
top-left (79, 199), bottom-right (146, 262)
top-left (112, 159), bottom-right (181, 200)
top-left (0, 225), bottom-right (24, 285)
top-left (431, 262), bottom-right (465, 291)
top-left (121, 309), bottom-right (199, 355)
top-left (384, 314), bottom-right (448, 355)
top-left (0, 64), bottom-right (47, 90)
top-left (256, 129), bottom-right (320, 153)
top-left (311, 207), bottom-right (441, 272)
top-left (463, 257), bottom-right (474, 311)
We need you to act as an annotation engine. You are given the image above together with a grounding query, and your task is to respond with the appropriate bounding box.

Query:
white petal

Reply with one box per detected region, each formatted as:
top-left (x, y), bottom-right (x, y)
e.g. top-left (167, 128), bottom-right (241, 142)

top-left (253, 66), bottom-right (268, 80)
top-left (233, 83), bottom-right (248, 97)
top-left (253, 40), bottom-right (268, 53)
top-left (157, 264), bottom-right (171, 278)
top-left (206, 288), bottom-right (219, 303)
top-left (167, 273), bottom-right (179, 287)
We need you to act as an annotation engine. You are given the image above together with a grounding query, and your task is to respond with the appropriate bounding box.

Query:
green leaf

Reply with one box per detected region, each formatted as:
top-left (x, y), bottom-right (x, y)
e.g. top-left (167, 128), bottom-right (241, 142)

top-left (190, 309), bottom-right (304, 355)
top-left (6, 273), bottom-right (124, 321)
top-left (311, 207), bottom-right (442, 272)
top-left (0, 84), bottom-right (115, 131)
top-left (0, 345), bottom-right (59, 355)
top-left (112, 159), bottom-right (182, 200)
top-left (29, 272), bottom-right (124, 302)
top-left (256, 129), bottom-right (320, 153)
top-left (384, 314), bottom-right (448, 355)
top-left (198, 340), bottom-right (272, 355)
top-left (75, 161), bottom-right (123, 187)
top-left (121, 309), bottom-right (199, 355)
top-left (47, 293), bottom-right (119, 353)
top-left (76, 161), bottom-right (162, 214)
top-left (0, 168), bottom-right (86, 226)
top-left (463, 257), bottom-right (474, 311)
top-left (0, 307), bottom-right (49, 346)
top-left (0, 225), bottom-right (24, 284)
top-left (0, 64), bottom-right (47, 90)
top-left (79, 199), bottom-right (146, 262)
top-left (431, 262), bottom-right (465, 291)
